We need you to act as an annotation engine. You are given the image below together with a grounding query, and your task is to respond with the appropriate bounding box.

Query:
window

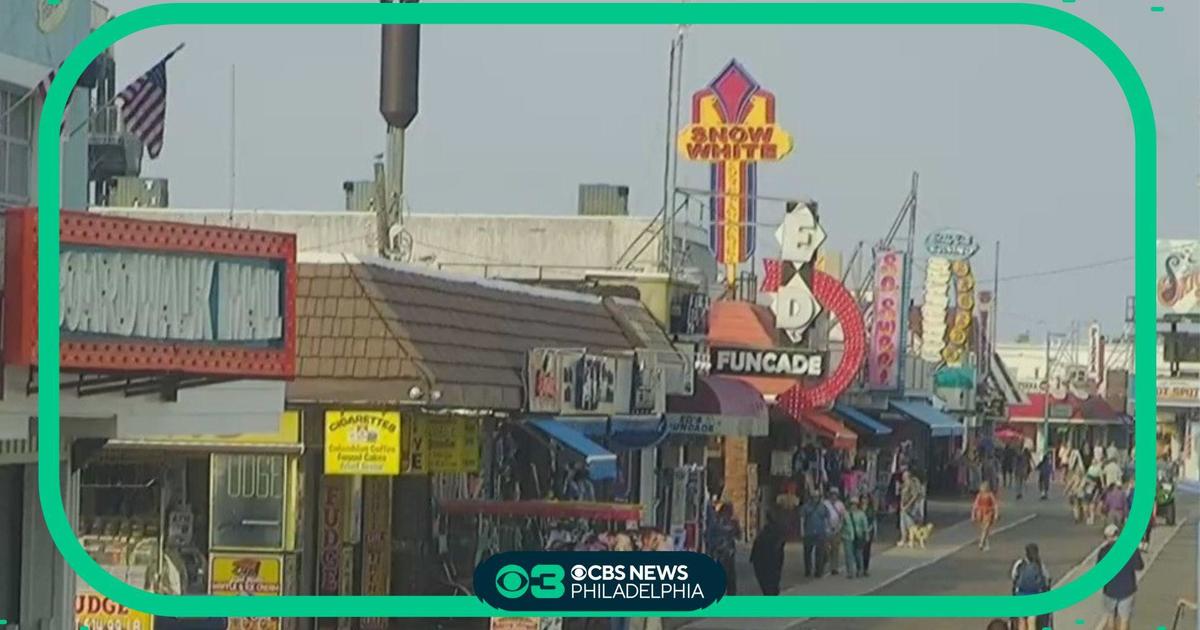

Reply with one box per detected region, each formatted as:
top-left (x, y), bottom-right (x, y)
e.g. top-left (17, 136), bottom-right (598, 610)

top-left (209, 453), bottom-right (288, 550)
top-left (0, 86), bottom-right (33, 209)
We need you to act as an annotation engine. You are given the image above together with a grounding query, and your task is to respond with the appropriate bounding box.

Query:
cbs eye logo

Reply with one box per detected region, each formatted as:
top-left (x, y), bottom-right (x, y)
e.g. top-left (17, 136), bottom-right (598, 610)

top-left (494, 564), bottom-right (565, 599)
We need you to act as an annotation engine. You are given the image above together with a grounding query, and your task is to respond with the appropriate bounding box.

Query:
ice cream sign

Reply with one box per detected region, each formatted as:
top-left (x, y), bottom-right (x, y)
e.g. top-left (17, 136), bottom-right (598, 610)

top-left (678, 60), bottom-right (794, 286)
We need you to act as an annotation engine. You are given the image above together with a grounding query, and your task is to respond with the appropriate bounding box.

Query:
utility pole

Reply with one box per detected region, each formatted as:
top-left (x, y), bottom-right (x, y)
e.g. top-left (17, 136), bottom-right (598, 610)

top-left (1042, 331), bottom-right (1053, 456)
top-left (896, 172), bottom-right (918, 397)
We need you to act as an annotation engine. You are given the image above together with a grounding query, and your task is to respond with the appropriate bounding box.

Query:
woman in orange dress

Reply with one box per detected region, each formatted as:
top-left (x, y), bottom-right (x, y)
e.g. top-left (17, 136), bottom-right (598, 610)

top-left (972, 481), bottom-right (999, 551)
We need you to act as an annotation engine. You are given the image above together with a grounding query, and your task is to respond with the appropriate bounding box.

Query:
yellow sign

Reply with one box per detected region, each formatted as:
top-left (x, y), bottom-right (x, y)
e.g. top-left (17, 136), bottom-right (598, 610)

top-left (76, 592), bottom-right (154, 630)
top-left (210, 553), bottom-right (283, 630)
top-left (325, 410), bottom-right (401, 475)
top-left (405, 416), bottom-right (480, 474)
top-left (136, 411), bottom-right (300, 445)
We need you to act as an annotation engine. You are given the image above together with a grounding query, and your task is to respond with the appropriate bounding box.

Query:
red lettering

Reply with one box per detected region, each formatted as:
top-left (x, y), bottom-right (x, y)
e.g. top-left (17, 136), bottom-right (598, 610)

top-left (690, 127), bottom-right (707, 143)
top-left (748, 127), bottom-right (774, 144)
top-left (686, 144), bottom-right (712, 160)
top-left (729, 127), bottom-right (748, 143)
top-left (761, 145), bottom-right (778, 160)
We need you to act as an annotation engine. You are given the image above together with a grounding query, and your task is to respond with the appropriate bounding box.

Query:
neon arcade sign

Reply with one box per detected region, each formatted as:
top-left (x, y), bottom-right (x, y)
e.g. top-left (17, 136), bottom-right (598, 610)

top-left (709, 347), bottom-right (826, 378)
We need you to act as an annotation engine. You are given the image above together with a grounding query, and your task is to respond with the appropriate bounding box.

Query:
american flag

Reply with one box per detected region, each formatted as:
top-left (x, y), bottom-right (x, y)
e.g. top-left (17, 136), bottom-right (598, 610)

top-left (34, 65), bottom-right (70, 137)
top-left (117, 46), bottom-right (181, 159)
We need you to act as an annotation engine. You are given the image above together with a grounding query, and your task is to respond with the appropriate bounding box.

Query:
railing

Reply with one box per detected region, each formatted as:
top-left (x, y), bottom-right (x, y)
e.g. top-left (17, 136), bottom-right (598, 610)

top-left (1172, 598), bottom-right (1196, 630)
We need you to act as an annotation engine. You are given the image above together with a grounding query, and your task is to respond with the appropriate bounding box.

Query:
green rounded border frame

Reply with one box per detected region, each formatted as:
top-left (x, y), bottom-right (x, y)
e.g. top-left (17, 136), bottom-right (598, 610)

top-left (35, 2), bottom-right (1156, 621)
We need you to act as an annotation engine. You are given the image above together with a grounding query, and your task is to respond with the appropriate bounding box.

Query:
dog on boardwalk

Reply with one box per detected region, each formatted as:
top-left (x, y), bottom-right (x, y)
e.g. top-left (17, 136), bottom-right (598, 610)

top-left (905, 522), bottom-right (935, 549)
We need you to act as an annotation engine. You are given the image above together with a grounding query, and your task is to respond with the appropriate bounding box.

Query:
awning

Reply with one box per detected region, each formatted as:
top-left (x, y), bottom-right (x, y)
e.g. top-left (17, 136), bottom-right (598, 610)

top-left (556, 416), bottom-right (668, 450)
top-left (890, 400), bottom-right (964, 437)
top-left (666, 375), bottom-right (769, 436)
top-left (438, 499), bottom-right (641, 521)
top-left (798, 411), bottom-right (857, 450)
top-left (832, 404), bottom-right (893, 436)
top-left (103, 439), bottom-right (304, 455)
top-left (529, 419), bottom-right (618, 481)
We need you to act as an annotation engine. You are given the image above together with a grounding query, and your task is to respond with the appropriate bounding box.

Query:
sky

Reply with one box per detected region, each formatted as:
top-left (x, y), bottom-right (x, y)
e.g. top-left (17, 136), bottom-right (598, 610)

top-left (94, 0), bottom-right (1198, 341)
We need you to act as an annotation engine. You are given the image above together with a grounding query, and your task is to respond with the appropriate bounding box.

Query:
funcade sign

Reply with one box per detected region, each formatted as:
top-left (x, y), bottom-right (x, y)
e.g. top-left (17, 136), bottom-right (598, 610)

top-left (59, 248), bottom-right (284, 344)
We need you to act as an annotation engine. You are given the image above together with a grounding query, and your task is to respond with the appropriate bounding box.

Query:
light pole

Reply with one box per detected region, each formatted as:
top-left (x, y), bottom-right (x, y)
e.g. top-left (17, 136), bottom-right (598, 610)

top-left (1041, 331), bottom-right (1067, 457)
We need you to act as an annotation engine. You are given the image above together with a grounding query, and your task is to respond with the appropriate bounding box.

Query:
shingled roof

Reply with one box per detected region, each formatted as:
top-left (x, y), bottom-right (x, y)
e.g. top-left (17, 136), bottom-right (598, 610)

top-left (289, 254), bottom-right (636, 410)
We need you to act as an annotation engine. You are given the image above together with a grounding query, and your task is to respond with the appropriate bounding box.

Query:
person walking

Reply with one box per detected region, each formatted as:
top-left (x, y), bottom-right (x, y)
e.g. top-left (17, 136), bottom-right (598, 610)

top-left (1010, 543), bottom-right (1052, 630)
top-left (708, 502), bottom-right (741, 595)
top-left (898, 471), bottom-right (921, 546)
top-left (1101, 482), bottom-right (1128, 529)
top-left (801, 495), bottom-right (830, 578)
top-left (860, 490), bottom-right (878, 577)
top-left (1098, 524), bottom-right (1144, 630)
top-left (972, 481), bottom-right (999, 551)
top-left (1085, 457), bottom-right (1105, 525)
top-left (1001, 445), bottom-right (1015, 489)
top-left (824, 489), bottom-right (847, 575)
top-left (750, 510), bottom-right (787, 595)
top-left (1037, 451), bottom-right (1054, 500)
top-left (842, 496), bottom-right (870, 578)
top-left (1014, 446), bottom-right (1032, 500)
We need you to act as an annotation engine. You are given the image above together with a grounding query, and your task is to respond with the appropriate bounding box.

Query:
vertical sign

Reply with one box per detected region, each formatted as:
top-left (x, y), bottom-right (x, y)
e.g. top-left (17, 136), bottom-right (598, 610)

top-left (1087, 322), bottom-right (1105, 385)
top-left (678, 60), bottom-right (793, 287)
top-left (360, 477), bottom-right (392, 630)
top-left (869, 249), bottom-right (904, 390)
top-left (317, 477), bottom-right (349, 630)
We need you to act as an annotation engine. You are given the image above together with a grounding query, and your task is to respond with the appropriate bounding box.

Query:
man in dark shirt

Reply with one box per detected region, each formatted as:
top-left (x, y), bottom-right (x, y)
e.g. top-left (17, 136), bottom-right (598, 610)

top-left (1096, 524), bottom-right (1144, 630)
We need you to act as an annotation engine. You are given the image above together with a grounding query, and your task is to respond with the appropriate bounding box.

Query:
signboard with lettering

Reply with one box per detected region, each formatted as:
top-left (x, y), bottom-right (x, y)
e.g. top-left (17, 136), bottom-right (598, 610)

top-left (76, 592), bottom-right (154, 630)
top-left (360, 477), bottom-right (392, 630)
top-left (527, 348), bottom-right (563, 413)
top-left (868, 249), bottom-right (904, 390)
top-left (710, 347), bottom-right (825, 378)
top-left (3, 208), bottom-right (296, 378)
top-left (209, 553), bottom-right (283, 630)
top-left (925, 229), bottom-right (980, 260)
top-left (324, 410), bottom-right (401, 475)
top-left (405, 416), bottom-right (481, 474)
top-left (1158, 240), bottom-right (1200, 318)
top-left (677, 60), bottom-right (793, 286)
top-left (670, 292), bottom-right (710, 337)
top-left (666, 413), bottom-right (769, 437)
top-left (317, 477), bottom-right (348, 597)
top-left (1158, 378), bottom-right (1200, 408)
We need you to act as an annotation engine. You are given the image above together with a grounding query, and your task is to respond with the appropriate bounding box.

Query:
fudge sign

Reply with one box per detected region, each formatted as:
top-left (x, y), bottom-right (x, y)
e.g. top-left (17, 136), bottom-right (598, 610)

top-left (710, 348), bottom-right (825, 377)
top-left (60, 248), bottom-right (284, 344)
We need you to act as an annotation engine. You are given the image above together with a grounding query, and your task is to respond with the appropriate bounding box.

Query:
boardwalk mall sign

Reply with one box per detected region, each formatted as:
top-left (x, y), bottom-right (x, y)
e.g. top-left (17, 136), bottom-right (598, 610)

top-left (3, 208), bottom-right (297, 378)
top-left (678, 60), bottom-right (793, 284)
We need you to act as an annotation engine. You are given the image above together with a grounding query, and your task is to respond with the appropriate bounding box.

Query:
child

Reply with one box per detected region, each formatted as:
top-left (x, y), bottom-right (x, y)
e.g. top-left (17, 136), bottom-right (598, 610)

top-left (972, 481), bottom-right (999, 551)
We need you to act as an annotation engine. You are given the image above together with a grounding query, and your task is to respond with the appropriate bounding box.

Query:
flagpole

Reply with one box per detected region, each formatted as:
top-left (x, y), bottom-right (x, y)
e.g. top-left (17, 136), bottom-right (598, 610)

top-left (229, 63), bottom-right (236, 219)
top-left (62, 43), bottom-right (187, 142)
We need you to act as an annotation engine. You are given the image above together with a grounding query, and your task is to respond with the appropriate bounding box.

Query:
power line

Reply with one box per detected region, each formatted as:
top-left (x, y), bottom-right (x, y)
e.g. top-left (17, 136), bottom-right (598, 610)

top-left (976, 255), bottom-right (1134, 284)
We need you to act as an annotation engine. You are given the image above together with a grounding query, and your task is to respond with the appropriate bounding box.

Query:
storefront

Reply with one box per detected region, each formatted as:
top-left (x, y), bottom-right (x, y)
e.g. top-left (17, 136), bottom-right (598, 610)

top-left (287, 255), bottom-right (672, 627)
top-left (1137, 376), bottom-right (1200, 480)
top-left (0, 209), bottom-right (297, 630)
top-left (1004, 392), bottom-right (1130, 456)
top-left (76, 413), bottom-right (303, 630)
top-left (664, 374), bottom-right (768, 550)
top-left (876, 400), bottom-right (965, 494)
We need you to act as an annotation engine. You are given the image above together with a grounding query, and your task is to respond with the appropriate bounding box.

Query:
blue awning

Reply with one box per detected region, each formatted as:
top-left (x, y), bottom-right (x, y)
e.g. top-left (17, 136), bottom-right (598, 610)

top-left (556, 416), bottom-right (668, 451)
top-left (609, 415), bottom-right (669, 450)
top-left (889, 400), bottom-right (964, 437)
top-left (530, 419), bottom-right (618, 481)
top-left (832, 404), bottom-right (893, 436)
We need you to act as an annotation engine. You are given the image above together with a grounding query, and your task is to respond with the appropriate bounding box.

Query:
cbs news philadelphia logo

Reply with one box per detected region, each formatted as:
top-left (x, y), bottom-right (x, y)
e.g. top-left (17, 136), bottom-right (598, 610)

top-left (477, 552), bottom-right (726, 612)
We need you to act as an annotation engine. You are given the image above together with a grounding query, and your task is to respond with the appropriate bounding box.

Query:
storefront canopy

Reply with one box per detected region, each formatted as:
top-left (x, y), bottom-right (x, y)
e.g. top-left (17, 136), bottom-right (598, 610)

top-left (666, 375), bottom-right (769, 437)
top-left (831, 404), bottom-right (892, 436)
top-left (796, 410), bottom-right (857, 450)
top-left (529, 418), bottom-right (618, 481)
top-left (1007, 393), bottom-right (1125, 425)
top-left (890, 400), bottom-right (964, 437)
top-left (558, 416), bottom-right (669, 451)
